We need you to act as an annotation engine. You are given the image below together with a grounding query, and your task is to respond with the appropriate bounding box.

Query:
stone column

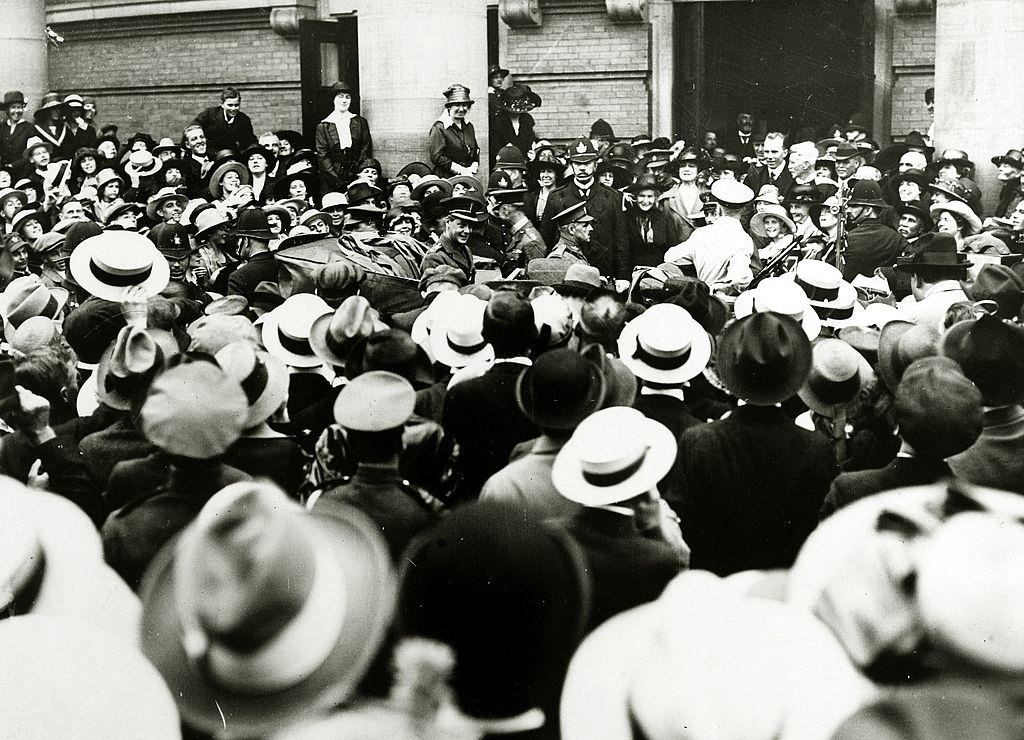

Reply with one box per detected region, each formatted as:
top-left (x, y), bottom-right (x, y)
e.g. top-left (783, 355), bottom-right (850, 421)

top-left (1, 0), bottom-right (49, 112)
top-left (648, 0), bottom-right (674, 139)
top-left (358, 0), bottom-right (488, 181)
top-left (934, 0), bottom-right (1024, 214)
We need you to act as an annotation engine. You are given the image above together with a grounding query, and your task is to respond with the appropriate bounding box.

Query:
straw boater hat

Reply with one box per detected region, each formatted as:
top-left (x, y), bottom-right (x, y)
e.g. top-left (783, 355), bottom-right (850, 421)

top-left (124, 150), bottom-right (162, 179)
top-left (617, 303), bottom-right (711, 385)
top-left (139, 481), bottom-right (395, 739)
top-left (215, 341), bottom-right (290, 428)
top-left (780, 259), bottom-right (860, 321)
top-left (0, 275), bottom-right (69, 342)
top-left (552, 406), bottom-right (676, 507)
top-left (260, 293), bottom-right (333, 368)
top-left (429, 293), bottom-right (495, 369)
top-left (733, 277), bottom-right (821, 340)
top-left (749, 203), bottom-right (796, 238)
top-left (798, 338), bottom-right (874, 417)
top-left (69, 231), bottom-right (170, 302)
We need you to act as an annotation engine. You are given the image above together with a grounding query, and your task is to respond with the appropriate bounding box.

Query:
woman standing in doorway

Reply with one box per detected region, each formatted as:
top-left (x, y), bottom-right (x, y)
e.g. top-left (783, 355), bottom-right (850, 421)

top-left (427, 84), bottom-right (479, 178)
top-left (315, 80), bottom-right (373, 192)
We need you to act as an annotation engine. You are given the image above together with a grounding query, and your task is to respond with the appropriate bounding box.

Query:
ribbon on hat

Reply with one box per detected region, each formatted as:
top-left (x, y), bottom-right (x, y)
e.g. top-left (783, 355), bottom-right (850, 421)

top-left (633, 337), bottom-right (691, 371)
top-left (828, 304), bottom-right (856, 321)
top-left (796, 276), bottom-right (839, 302)
top-left (807, 368), bottom-right (861, 405)
top-left (277, 328), bottom-right (314, 357)
top-left (90, 259), bottom-right (153, 287)
top-left (238, 357), bottom-right (269, 405)
top-left (581, 447), bottom-right (649, 487)
top-left (447, 336), bottom-right (487, 355)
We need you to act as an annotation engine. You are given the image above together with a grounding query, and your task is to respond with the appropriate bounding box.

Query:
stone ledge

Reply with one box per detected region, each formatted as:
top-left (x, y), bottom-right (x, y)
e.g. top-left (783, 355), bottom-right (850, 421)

top-left (46, 0), bottom-right (313, 24)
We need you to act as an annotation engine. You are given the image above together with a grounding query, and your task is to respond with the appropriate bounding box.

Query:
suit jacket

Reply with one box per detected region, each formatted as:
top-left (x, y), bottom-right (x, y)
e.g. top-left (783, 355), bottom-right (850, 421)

top-left (226, 251), bottom-right (278, 299)
top-left (718, 130), bottom-right (755, 161)
top-left (625, 206), bottom-right (686, 272)
top-left (427, 119), bottom-right (479, 177)
top-left (443, 361), bottom-right (538, 502)
top-left (0, 119), bottom-right (32, 168)
top-left (843, 219), bottom-right (907, 281)
top-left (674, 404), bottom-right (838, 575)
top-left (948, 405), bottom-right (1024, 494)
top-left (193, 106), bottom-right (256, 153)
top-left (489, 111), bottom-right (536, 167)
top-left (552, 507), bottom-right (684, 630)
top-left (314, 116), bottom-right (372, 192)
top-left (820, 456), bottom-right (952, 519)
top-left (541, 181), bottom-right (629, 278)
top-left (224, 435), bottom-right (307, 495)
top-left (743, 164), bottom-right (794, 201)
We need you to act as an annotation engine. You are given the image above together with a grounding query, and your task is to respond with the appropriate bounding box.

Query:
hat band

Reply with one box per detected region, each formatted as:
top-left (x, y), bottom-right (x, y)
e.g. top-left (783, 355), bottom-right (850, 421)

top-left (90, 259), bottom-right (152, 287)
top-left (278, 328), bottom-right (314, 357)
top-left (807, 369), bottom-right (861, 405)
top-left (581, 449), bottom-right (648, 488)
top-left (0, 543), bottom-right (46, 618)
top-left (9, 293), bottom-right (58, 329)
top-left (796, 276), bottom-right (839, 302)
top-left (324, 329), bottom-right (356, 365)
top-left (828, 304), bottom-right (855, 321)
top-left (448, 335), bottom-right (487, 355)
top-left (633, 338), bottom-right (691, 371)
top-left (239, 359), bottom-right (269, 405)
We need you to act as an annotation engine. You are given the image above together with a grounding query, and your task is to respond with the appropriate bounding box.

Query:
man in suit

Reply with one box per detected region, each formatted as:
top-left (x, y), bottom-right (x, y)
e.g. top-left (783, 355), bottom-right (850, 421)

top-left (226, 208), bottom-right (278, 300)
top-left (193, 86), bottom-right (256, 153)
top-left (0, 91), bottom-right (32, 170)
top-left (674, 313), bottom-right (837, 576)
top-left (718, 111), bottom-right (756, 161)
top-left (821, 357), bottom-right (983, 518)
top-left (443, 292), bottom-right (539, 502)
top-left (842, 180), bottom-right (907, 281)
top-left (541, 137), bottom-right (630, 278)
top-left (743, 132), bottom-right (794, 201)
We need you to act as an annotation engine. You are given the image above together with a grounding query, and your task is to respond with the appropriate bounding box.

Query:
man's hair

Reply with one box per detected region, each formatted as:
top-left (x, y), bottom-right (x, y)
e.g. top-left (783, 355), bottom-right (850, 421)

top-left (789, 140), bottom-right (817, 161)
top-left (258, 131), bottom-right (278, 141)
top-left (736, 111), bottom-right (753, 120)
top-left (925, 87), bottom-right (935, 105)
top-left (183, 123), bottom-right (204, 139)
top-left (221, 87), bottom-right (241, 102)
top-left (764, 131), bottom-right (786, 148)
top-left (14, 346), bottom-right (75, 402)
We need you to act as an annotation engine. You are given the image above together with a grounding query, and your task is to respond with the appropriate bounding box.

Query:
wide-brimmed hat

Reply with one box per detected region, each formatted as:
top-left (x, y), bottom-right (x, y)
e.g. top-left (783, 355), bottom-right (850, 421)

top-left (530, 292), bottom-right (574, 349)
top-left (208, 160), bottom-right (250, 200)
top-left (11, 208), bottom-right (43, 236)
top-left (965, 263), bottom-right (1024, 320)
top-left (344, 329), bottom-right (435, 389)
top-left (625, 172), bottom-right (666, 195)
top-left (877, 319), bottom-right (940, 392)
top-left (750, 203), bottom-right (796, 238)
top-left (0, 187), bottom-right (28, 210)
top-left (0, 275), bottom-right (69, 342)
top-left (139, 481), bottom-right (395, 739)
top-left (410, 174), bottom-right (454, 202)
top-left (69, 231), bottom-right (170, 302)
top-left (144, 186), bottom-right (188, 221)
top-left (94, 168), bottom-right (125, 193)
top-left (0, 90), bottom-right (25, 111)
top-left (831, 141), bottom-right (863, 162)
top-left (334, 370), bottom-right (416, 432)
top-left (927, 176), bottom-right (971, 205)
top-left (930, 200), bottom-right (982, 234)
top-left (429, 293), bottom-right (494, 368)
top-left (517, 348), bottom-right (605, 431)
top-left (893, 231), bottom-right (970, 279)
top-left (734, 277), bottom-right (821, 340)
top-left (798, 338), bottom-right (874, 417)
top-left (123, 150), bottom-right (162, 178)
top-left (32, 92), bottom-right (63, 123)
top-left (94, 325), bottom-right (180, 411)
top-left (891, 167), bottom-right (932, 193)
top-left (941, 314), bottom-right (1024, 405)
top-left (272, 170), bottom-right (317, 201)
top-left (22, 136), bottom-right (51, 162)
top-left (552, 406), bottom-right (676, 506)
top-left (308, 295), bottom-right (382, 367)
top-left (991, 148), bottom-right (1024, 169)
top-left (260, 292), bottom-right (333, 368)
top-left (717, 312), bottom-right (812, 405)
top-left (241, 143), bottom-right (278, 172)
top-left (617, 303), bottom-right (711, 384)
top-left (442, 83), bottom-right (474, 106)
top-left (496, 83), bottom-right (542, 114)
top-left (193, 206), bottom-right (232, 240)
top-left (894, 198), bottom-right (934, 231)
top-left (215, 341), bottom-right (290, 428)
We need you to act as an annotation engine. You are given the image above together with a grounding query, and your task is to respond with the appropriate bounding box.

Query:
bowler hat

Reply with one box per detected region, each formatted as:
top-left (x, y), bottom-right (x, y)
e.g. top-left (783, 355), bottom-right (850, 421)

top-left (483, 291), bottom-right (536, 348)
top-left (941, 314), bottom-right (1024, 405)
top-left (716, 312), bottom-right (812, 405)
top-left (0, 91), bottom-right (25, 111)
top-left (964, 263), bottom-right (1024, 320)
top-left (877, 319), bottom-right (940, 392)
top-left (344, 329), bottom-right (435, 388)
top-left (896, 357), bottom-right (983, 459)
top-left (517, 348), bottom-right (605, 430)
top-left (232, 206), bottom-right (275, 240)
top-left (140, 481), bottom-right (395, 739)
top-left (124, 150), bottom-right (162, 178)
top-left (589, 118), bottom-right (615, 140)
top-left (334, 370), bottom-right (416, 431)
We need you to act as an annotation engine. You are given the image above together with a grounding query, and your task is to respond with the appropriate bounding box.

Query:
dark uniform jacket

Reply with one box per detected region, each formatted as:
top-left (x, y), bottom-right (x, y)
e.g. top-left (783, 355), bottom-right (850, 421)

top-left (674, 404), bottom-right (838, 576)
top-left (541, 180), bottom-right (629, 278)
top-left (226, 251), bottom-right (278, 300)
top-left (314, 115), bottom-right (373, 192)
top-left (223, 435), bottom-right (307, 495)
top-left (820, 455), bottom-right (952, 519)
top-left (421, 233), bottom-right (475, 283)
top-left (0, 119), bottom-right (32, 168)
top-left (843, 218), bottom-right (907, 281)
top-left (193, 106), bottom-right (256, 153)
top-left (427, 119), bottom-right (479, 177)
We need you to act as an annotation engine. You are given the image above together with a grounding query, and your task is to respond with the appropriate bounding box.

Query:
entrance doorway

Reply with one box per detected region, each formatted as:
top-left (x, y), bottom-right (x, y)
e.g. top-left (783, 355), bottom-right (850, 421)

top-left (674, 0), bottom-right (873, 143)
top-left (299, 18), bottom-right (360, 143)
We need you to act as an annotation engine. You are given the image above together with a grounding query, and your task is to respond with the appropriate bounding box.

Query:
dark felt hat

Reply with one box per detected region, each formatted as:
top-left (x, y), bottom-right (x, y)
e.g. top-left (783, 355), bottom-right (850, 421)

top-left (516, 348), bottom-right (605, 430)
top-left (964, 263), bottom-right (1024, 320)
top-left (344, 328), bottom-right (434, 389)
top-left (941, 314), bottom-right (1024, 405)
top-left (893, 232), bottom-right (969, 279)
top-left (895, 356), bottom-right (983, 459)
top-left (716, 312), bottom-right (812, 405)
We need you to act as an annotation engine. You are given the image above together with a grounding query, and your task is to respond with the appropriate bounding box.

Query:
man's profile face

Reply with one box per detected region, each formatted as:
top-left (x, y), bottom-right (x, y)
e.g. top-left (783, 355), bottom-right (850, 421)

top-left (221, 97), bottom-right (241, 119)
top-left (997, 163), bottom-right (1022, 182)
top-left (570, 220), bottom-right (593, 243)
top-left (186, 129), bottom-right (207, 156)
top-left (737, 113), bottom-right (754, 134)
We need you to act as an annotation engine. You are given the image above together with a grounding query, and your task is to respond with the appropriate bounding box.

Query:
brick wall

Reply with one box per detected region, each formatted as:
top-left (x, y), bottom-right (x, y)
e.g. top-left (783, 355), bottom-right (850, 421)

top-left (501, 0), bottom-right (650, 143)
top-left (890, 13), bottom-right (935, 140)
top-left (48, 10), bottom-right (302, 142)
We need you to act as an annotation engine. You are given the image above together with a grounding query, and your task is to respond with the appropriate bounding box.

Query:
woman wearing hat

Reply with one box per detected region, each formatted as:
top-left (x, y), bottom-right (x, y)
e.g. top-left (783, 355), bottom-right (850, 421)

top-left (315, 80), bottom-right (373, 193)
top-left (0, 187), bottom-right (27, 235)
top-left (658, 146), bottom-right (707, 241)
top-left (624, 174), bottom-right (685, 272)
top-left (489, 83), bottom-right (540, 168)
top-left (931, 200), bottom-right (981, 250)
top-left (428, 84), bottom-right (480, 178)
top-left (750, 202), bottom-right (798, 262)
top-left (523, 150), bottom-right (563, 230)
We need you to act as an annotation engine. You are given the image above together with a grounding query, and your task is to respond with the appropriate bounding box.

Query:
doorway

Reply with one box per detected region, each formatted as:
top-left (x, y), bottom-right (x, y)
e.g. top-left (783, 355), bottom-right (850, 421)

top-left (299, 18), bottom-right (359, 143)
top-left (674, 0), bottom-right (873, 142)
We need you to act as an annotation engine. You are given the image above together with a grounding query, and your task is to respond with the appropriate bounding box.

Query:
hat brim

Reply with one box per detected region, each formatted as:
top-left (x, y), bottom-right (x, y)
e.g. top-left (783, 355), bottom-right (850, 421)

top-left (516, 361), bottom-right (606, 430)
top-left (260, 307), bottom-right (331, 368)
top-left (125, 159), bottom-right (163, 178)
top-left (552, 416), bottom-right (677, 506)
top-left (821, 301), bottom-right (870, 330)
top-left (145, 194), bottom-right (188, 222)
top-left (617, 317), bottom-right (712, 384)
top-left (1, 288), bottom-right (69, 343)
top-left (69, 241), bottom-right (170, 303)
top-left (429, 329), bottom-right (494, 369)
top-left (733, 289), bottom-right (822, 341)
top-left (242, 352), bottom-right (290, 427)
top-left (797, 350), bottom-right (874, 416)
top-left (307, 312), bottom-right (351, 368)
top-left (94, 329), bottom-right (179, 411)
top-left (716, 317), bottom-right (812, 405)
top-left (138, 507), bottom-right (396, 740)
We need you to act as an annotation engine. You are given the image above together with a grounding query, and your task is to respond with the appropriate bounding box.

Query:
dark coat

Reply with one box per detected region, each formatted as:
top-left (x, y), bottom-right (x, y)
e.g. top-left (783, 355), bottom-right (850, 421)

top-left (523, 189), bottom-right (556, 232)
top-left (314, 116), bottom-right (373, 192)
top-left (625, 206), bottom-right (686, 272)
top-left (443, 362), bottom-right (538, 503)
top-left (79, 415), bottom-right (155, 491)
top-left (193, 106), bottom-right (256, 153)
top-left (421, 233), bottom-right (475, 283)
top-left (634, 393), bottom-right (705, 442)
top-left (223, 435), bottom-right (307, 495)
top-left (489, 111), bottom-right (537, 167)
top-left (820, 456), bottom-right (952, 520)
top-left (0, 119), bottom-right (32, 168)
top-left (427, 119), bottom-right (479, 177)
top-left (226, 251), bottom-right (278, 299)
top-left (674, 404), bottom-right (838, 576)
top-left (541, 181), bottom-right (630, 278)
top-left (742, 164), bottom-right (794, 202)
top-left (552, 507), bottom-right (684, 630)
top-left (718, 130), bottom-right (756, 161)
top-left (843, 219), bottom-right (907, 281)
top-left (995, 181), bottom-right (1023, 220)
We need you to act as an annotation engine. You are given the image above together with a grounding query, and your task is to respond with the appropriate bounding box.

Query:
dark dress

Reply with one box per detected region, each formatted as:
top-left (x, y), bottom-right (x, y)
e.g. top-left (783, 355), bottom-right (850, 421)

top-left (625, 206), bottom-right (685, 272)
top-left (314, 115), bottom-right (373, 192)
top-left (427, 118), bottom-right (479, 177)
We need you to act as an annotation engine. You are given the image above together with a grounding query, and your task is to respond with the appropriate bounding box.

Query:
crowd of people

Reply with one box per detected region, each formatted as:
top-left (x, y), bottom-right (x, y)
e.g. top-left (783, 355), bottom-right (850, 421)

top-left (0, 67), bottom-right (1024, 739)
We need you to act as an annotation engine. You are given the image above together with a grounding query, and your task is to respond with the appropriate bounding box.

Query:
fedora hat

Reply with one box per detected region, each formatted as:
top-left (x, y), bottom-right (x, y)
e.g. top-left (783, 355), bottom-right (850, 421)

top-left (215, 341), bottom-right (290, 428)
top-left (552, 406), bottom-right (676, 506)
top-left (617, 303), bottom-right (711, 384)
top-left (965, 263), bottom-right (1024, 320)
top-left (896, 356), bottom-right (983, 459)
top-left (877, 319), bottom-right (940, 392)
top-left (344, 329), bottom-right (435, 389)
top-left (140, 481), bottom-right (395, 739)
top-left (662, 277), bottom-right (727, 335)
top-left (530, 292), bottom-right (574, 349)
top-left (442, 83), bottom-right (474, 107)
top-left (930, 199), bottom-right (982, 234)
top-left (831, 142), bottom-right (863, 162)
top-left (893, 231), bottom-right (969, 279)
top-left (798, 338), bottom-right (873, 417)
top-left (309, 295), bottom-right (383, 367)
top-left (750, 203), bottom-right (796, 238)
top-left (553, 263), bottom-right (604, 298)
top-left (517, 348), bottom-right (605, 430)
top-left (430, 294), bottom-right (494, 369)
top-left (837, 325), bottom-right (880, 366)
top-left (123, 149), bottom-right (162, 178)
top-left (95, 325), bottom-right (180, 411)
top-left (717, 312), bottom-right (812, 405)
top-left (205, 294), bottom-right (248, 317)
top-left (334, 370), bottom-right (416, 431)
top-left (144, 186), bottom-right (188, 221)
top-left (846, 179), bottom-right (886, 207)
top-left (941, 314), bottom-right (1024, 405)
top-left (69, 230), bottom-right (170, 302)
top-left (209, 160), bottom-right (250, 200)
top-left (0, 275), bottom-right (69, 342)
top-left (734, 277), bottom-right (821, 340)
top-left (261, 292), bottom-right (333, 368)
top-left (193, 206), bottom-right (232, 241)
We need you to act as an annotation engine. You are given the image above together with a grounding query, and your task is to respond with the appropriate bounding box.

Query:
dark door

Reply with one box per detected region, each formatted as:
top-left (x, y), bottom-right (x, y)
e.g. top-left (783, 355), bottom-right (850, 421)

top-left (299, 18), bottom-right (359, 143)
top-left (673, 2), bottom-right (705, 141)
